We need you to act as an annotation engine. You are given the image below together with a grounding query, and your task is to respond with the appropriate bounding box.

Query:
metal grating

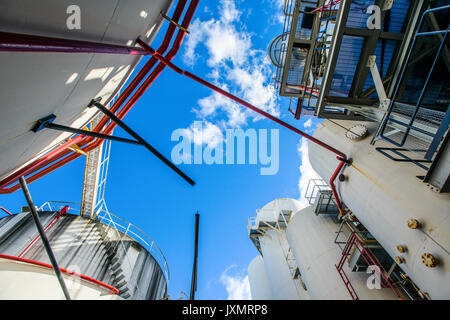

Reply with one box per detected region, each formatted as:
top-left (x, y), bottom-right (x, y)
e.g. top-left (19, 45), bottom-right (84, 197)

top-left (330, 35), bottom-right (364, 96)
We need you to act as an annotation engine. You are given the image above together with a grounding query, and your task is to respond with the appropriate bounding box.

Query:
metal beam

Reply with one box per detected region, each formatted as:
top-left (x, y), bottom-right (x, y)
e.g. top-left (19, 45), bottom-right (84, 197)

top-left (89, 99), bottom-right (195, 186)
top-left (0, 31), bottom-right (148, 55)
top-left (343, 27), bottom-right (403, 41)
top-left (45, 123), bottom-right (143, 146)
top-left (316, 0), bottom-right (352, 117)
top-left (19, 176), bottom-right (71, 300)
top-left (349, 0), bottom-right (389, 98)
top-left (280, 0), bottom-right (303, 97)
top-left (324, 96), bottom-right (376, 106)
top-left (387, 0), bottom-right (427, 98)
top-left (190, 212), bottom-right (200, 300)
top-left (424, 10), bottom-right (450, 73)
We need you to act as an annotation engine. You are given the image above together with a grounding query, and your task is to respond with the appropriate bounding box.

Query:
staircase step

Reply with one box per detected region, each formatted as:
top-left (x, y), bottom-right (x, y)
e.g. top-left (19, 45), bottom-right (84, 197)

top-left (115, 280), bottom-right (127, 289)
top-left (119, 287), bottom-right (129, 294)
top-left (111, 262), bottom-right (122, 272)
top-left (120, 292), bottom-right (131, 299)
top-left (106, 247), bottom-right (116, 256)
top-left (104, 241), bottom-right (113, 250)
top-left (114, 274), bottom-right (125, 283)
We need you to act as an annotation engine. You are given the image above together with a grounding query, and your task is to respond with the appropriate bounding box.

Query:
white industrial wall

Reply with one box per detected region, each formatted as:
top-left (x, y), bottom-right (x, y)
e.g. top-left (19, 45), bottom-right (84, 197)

top-left (286, 206), bottom-right (401, 300)
top-left (308, 120), bottom-right (450, 299)
top-left (0, 211), bottom-right (168, 300)
top-left (259, 229), bottom-right (300, 300)
top-left (0, 258), bottom-right (120, 300)
top-left (0, 0), bottom-right (172, 181)
top-left (248, 199), bottom-right (309, 300)
top-left (248, 255), bottom-right (272, 300)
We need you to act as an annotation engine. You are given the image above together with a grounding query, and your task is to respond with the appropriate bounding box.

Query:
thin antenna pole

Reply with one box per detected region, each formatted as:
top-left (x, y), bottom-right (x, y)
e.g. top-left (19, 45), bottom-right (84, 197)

top-left (190, 212), bottom-right (200, 300)
top-left (19, 176), bottom-right (71, 300)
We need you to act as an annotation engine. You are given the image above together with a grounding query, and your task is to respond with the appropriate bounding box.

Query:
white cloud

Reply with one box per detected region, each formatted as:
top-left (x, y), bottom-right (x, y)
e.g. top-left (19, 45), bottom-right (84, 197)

top-left (303, 118), bottom-right (313, 128)
top-left (268, 0), bottom-right (286, 26)
top-left (183, 1), bottom-right (250, 68)
top-left (181, 120), bottom-right (224, 148)
top-left (297, 138), bottom-right (322, 208)
top-left (220, 266), bottom-right (252, 300)
top-left (182, 0), bottom-right (280, 140)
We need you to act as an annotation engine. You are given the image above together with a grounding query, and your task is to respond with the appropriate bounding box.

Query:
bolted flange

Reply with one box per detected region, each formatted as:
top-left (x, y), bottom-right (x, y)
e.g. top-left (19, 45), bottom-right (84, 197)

top-left (395, 256), bottom-right (404, 264)
top-left (421, 253), bottom-right (438, 268)
top-left (407, 218), bottom-right (420, 229)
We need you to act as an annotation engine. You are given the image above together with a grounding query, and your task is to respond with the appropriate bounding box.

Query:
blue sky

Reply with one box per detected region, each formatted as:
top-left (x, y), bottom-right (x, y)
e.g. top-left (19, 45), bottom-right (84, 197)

top-left (0, 0), bottom-right (322, 299)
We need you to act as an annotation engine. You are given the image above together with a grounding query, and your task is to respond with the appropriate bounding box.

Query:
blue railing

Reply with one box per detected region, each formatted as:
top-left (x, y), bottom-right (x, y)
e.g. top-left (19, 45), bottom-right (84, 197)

top-left (378, 5), bottom-right (450, 163)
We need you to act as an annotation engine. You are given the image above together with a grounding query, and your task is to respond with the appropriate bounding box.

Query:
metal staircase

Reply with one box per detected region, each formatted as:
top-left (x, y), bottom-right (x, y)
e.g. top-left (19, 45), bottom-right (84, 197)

top-left (335, 233), bottom-right (360, 300)
top-left (335, 231), bottom-right (402, 300)
top-left (95, 222), bottom-right (131, 299)
top-left (80, 114), bottom-right (104, 219)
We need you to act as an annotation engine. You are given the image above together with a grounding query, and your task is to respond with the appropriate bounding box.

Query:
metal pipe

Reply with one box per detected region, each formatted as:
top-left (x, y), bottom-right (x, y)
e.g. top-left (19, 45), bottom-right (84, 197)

top-left (18, 176), bottom-right (71, 300)
top-left (137, 39), bottom-right (348, 213)
top-left (190, 212), bottom-right (200, 300)
top-left (0, 0), bottom-right (196, 193)
top-left (0, 207), bottom-right (13, 216)
top-left (0, 31), bottom-right (149, 55)
top-left (46, 122), bottom-right (143, 146)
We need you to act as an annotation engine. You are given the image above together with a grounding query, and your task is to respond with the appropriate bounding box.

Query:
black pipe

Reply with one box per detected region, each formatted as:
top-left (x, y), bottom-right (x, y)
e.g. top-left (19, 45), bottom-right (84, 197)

top-left (45, 123), bottom-right (143, 146)
top-left (189, 212), bottom-right (200, 300)
top-left (90, 100), bottom-right (195, 186)
top-left (18, 176), bottom-right (71, 300)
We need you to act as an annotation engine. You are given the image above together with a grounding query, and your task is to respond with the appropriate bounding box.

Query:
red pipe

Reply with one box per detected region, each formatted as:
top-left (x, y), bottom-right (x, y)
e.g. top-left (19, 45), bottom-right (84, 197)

top-left (10, 0), bottom-right (201, 192)
top-left (18, 206), bottom-right (70, 258)
top-left (0, 0), bottom-right (193, 193)
top-left (0, 0), bottom-right (347, 215)
top-left (312, 0), bottom-right (341, 13)
top-left (138, 39), bottom-right (348, 214)
top-left (0, 254), bottom-right (119, 295)
top-left (0, 207), bottom-right (13, 216)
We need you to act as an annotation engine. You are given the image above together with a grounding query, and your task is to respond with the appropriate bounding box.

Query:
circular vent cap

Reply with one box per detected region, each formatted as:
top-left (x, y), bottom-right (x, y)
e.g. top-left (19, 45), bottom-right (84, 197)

top-left (345, 124), bottom-right (368, 140)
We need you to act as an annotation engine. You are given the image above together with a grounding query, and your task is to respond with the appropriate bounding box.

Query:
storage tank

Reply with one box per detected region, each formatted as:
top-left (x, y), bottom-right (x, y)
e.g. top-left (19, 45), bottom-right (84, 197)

top-left (247, 198), bottom-right (309, 300)
top-left (286, 206), bottom-right (401, 299)
top-left (0, 206), bottom-right (168, 300)
top-left (308, 120), bottom-right (450, 299)
top-left (0, 0), bottom-right (173, 181)
top-left (247, 255), bottom-right (272, 300)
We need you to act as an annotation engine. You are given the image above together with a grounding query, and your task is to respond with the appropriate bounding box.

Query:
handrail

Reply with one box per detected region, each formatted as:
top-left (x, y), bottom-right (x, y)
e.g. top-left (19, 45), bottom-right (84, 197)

top-left (95, 209), bottom-right (170, 282)
top-left (0, 206), bottom-right (12, 216)
top-left (352, 235), bottom-right (402, 298)
top-left (0, 0), bottom-right (198, 193)
top-left (38, 201), bottom-right (170, 283)
top-left (0, 254), bottom-right (119, 295)
top-left (300, 0), bottom-right (339, 111)
top-left (18, 205), bottom-right (70, 258)
top-left (379, 5), bottom-right (450, 149)
top-left (336, 231), bottom-right (402, 300)
top-left (312, 0), bottom-right (341, 13)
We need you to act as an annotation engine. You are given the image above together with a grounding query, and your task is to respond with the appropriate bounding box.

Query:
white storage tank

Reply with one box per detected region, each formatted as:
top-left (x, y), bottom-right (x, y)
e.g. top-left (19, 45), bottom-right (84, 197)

top-left (286, 206), bottom-right (401, 299)
top-left (0, 0), bottom-right (173, 181)
top-left (247, 198), bottom-right (309, 300)
top-left (0, 208), bottom-right (168, 300)
top-left (248, 255), bottom-right (272, 300)
top-left (308, 119), bottom-right (450, 299)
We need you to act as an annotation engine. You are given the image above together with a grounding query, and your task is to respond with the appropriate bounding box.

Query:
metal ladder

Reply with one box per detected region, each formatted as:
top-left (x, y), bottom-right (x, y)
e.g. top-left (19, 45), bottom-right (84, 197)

top-left (335, 232), bottom-right (402, 300)
top-left (335, 233), bottom-right (359, 300)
